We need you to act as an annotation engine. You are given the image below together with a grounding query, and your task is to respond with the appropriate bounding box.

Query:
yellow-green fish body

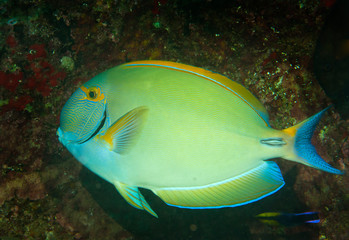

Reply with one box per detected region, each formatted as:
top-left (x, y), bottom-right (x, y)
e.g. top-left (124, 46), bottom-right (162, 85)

top-left (57, 61), bottom-right (342, 217)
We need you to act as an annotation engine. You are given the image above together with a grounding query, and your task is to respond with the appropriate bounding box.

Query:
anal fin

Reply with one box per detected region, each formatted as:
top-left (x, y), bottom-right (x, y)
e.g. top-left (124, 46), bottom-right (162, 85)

top-left (114, 181), bottom-right (158, 217)
top-left (152, 161), bottom-right (285, 209)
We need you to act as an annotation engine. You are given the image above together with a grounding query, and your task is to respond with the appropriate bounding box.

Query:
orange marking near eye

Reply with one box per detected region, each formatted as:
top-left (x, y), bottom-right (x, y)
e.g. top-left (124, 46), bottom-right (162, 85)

top-left (80, 85), bottom-right (105, 102)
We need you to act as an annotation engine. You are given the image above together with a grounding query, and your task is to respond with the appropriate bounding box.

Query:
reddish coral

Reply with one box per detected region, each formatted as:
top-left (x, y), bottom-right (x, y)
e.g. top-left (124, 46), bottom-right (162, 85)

top-left (36, 84), bottom-right (52, 97)
top-left (1, 95), bottom-right (33, 113)
top-left (27, 44), bottom-right (47, 61)
top-left (50, 72), bottom-right (66, 87)
top-left (6, 35), bottom-right (17, 48)
top-left (0, 71), bottom-right (23, 92)
top-left (24, 61), bottom-right (66, 97)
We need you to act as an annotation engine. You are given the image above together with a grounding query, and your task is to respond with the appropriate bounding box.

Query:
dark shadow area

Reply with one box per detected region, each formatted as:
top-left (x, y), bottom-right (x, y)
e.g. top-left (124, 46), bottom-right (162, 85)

top-left (80, 163), bottom-right (319, 240)
top-left (313, 0), bottom-right (349, 119)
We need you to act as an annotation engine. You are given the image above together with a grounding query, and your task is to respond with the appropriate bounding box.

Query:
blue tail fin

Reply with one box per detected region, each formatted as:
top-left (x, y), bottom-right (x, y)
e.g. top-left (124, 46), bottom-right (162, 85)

top-left (282, 107), bottom-right (343, 175)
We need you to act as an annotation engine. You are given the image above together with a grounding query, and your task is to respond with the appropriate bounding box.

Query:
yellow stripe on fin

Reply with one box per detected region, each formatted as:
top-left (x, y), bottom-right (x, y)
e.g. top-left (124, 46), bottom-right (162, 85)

top-left (100, 106), bottom-right (149, 154)
top-left (114, 181), bottom-right (158, 218)
top-left (152, 161), bottom-right (284, 209)
top-left (122, 60), bottom-right (269, 125)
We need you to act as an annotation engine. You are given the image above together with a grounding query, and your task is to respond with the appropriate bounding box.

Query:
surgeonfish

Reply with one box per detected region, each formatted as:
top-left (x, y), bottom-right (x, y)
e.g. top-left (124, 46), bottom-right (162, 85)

top-left (256, 212), bottom-right (320, 227)
top-left (57, 60), bottom-right (343, 217)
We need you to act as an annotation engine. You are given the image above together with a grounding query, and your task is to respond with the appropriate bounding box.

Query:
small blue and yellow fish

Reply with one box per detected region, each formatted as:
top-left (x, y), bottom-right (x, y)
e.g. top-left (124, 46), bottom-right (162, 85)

top-left (256, 212), bottom-right (320, 227)
top-left (57, 60), bottom-right (343, 217)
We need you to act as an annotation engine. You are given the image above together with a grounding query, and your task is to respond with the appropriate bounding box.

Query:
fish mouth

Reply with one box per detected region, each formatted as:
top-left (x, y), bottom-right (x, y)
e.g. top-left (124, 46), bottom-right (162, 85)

top-left (78, 108), bottom-right (107, 144)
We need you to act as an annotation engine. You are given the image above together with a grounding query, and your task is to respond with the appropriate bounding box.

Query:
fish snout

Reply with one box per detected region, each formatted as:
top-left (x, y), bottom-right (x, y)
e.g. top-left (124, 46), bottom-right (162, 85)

top-left (57, 127), bottom-right (69, 146)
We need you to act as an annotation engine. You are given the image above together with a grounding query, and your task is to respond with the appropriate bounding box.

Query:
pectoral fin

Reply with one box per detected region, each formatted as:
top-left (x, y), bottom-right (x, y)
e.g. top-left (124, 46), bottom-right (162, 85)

top-left (100, 106), bottom-right (148, 154)
top-left (152, 161), bottom-right (285, 209)
top-left (114, 181), bottom-right (158, 218)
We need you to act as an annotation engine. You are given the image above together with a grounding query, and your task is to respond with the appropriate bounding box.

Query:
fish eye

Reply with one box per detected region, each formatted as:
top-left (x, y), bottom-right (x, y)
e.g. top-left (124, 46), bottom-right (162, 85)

top-left (88, 89), bottom-right (97, 99)
top-left (87, 87), bottom-right (98, 100)
top-left (79, 85), bottom-right (105, 102)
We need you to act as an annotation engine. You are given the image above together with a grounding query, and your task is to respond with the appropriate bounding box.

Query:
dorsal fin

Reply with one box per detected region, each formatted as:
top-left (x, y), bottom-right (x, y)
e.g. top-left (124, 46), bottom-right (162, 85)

top-left (122, 60), bottom-right (269, 125)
